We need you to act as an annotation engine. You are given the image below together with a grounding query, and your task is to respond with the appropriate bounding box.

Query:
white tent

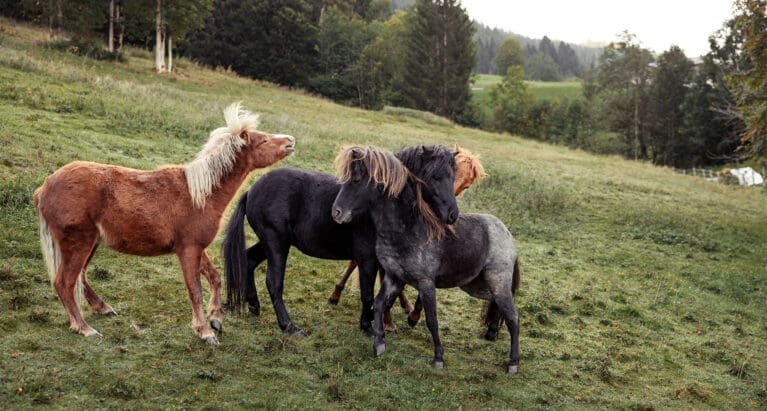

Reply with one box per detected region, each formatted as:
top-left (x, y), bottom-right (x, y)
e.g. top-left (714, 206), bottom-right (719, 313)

top-left (728, 167), bottom-right (765, 186)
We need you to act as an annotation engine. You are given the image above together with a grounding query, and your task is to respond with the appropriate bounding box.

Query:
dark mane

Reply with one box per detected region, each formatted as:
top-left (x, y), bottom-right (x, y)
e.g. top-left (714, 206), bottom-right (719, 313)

top-left (395, 145), bottom-right (456, 183)
top-left (335, 145), bottom-right (449, 240)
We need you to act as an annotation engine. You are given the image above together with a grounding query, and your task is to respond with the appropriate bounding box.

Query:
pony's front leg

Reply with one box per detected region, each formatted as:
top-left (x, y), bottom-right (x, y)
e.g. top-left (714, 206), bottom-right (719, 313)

top-left (200, 251), bottom-right (223, 334)
top-left (177, 247), bottom-right (217, 344)
top-left (372, 273), bottom-right (404, 356)
top-left (417, 282), bottom-right (444, 369)
top-left (357, 259), bottom-right (379, 334)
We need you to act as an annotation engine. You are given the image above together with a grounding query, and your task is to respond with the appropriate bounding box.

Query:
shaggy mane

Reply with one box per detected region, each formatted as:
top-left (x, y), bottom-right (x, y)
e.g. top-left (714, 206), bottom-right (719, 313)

top-left (184, 103), bottom-right (260, 208)
top-left (335, 145), bottom-right (449, 240)
top-left (455, 144), bottom-right (488, 183)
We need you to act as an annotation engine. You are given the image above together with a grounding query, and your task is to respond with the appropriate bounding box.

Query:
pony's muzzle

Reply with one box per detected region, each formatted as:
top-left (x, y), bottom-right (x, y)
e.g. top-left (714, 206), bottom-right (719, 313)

top-left (276, 134), bottom-right (296, 154)
top-left (447, 209), bottom-right (458, 225)
top-left (332, 207), bottom-right (351, 224)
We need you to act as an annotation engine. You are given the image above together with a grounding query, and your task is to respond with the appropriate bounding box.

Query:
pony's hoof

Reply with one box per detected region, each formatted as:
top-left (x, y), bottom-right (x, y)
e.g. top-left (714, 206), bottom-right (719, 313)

top-left (248, 304), bottom-right (260, 317)
top-left (285, 324), bottom-right (308, 337)
top-left (85, 330), bottom-right (103, 338)
top-left (507, 364), bottom-right (518, 375)
top-left (431, 359), bottom-right (444, 369)
top-left (374, 342), bottom-right (386, 357)
top-left (328, 296), bottom-right (339, 305)
top-left (484, 330), bottom-right (498, 341)
top-left (105, 310), bottom-right (117, 317)
top-left (384, 323), bottom-right (398, 333)
top-left (210, 320), bottom-right (223, 334)
top-left (407, 315), bottom-right (419, 328)
top-left (363, 327), bottom-right (375, 337)
top-left (203, 335), bottom-right (219, 345)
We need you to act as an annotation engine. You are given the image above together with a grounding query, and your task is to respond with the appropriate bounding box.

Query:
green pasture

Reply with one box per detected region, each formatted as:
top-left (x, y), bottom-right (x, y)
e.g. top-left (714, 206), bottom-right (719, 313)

top-left (1, 19), bottom-right (766, 409)
top-left (471, 74), bottom-right (583, 123)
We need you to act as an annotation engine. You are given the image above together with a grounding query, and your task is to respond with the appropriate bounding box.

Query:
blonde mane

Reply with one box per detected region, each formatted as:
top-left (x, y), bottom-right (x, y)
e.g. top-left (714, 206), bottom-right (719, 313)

top-left (184, 103), bottom-right (260, 208)
top-left (455, 144), bottom-right (488, 183)
top-left (335, 146), bottom-right (408, 198)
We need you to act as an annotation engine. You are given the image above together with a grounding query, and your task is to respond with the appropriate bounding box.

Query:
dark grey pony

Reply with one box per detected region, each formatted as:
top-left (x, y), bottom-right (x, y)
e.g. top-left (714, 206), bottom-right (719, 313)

top-left (222, 145), bottom-right (458, 335)
top-left (332, 146), bottom-right (521, 374)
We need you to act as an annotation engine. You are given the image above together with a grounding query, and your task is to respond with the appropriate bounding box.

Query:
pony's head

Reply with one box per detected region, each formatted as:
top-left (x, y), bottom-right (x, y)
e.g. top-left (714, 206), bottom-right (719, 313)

top-left (332, 145), bottom-right (458, 238)
top-left (185, 103), bottom-right (295, 208)
top-left (395, 145), bottom-right (459, 224)
top-left (453, 144), bottom-right (488, 196)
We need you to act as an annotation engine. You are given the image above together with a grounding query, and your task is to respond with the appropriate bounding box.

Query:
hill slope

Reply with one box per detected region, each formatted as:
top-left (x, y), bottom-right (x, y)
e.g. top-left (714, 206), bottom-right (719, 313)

top-left (1, 19), bottom-right (765, 409)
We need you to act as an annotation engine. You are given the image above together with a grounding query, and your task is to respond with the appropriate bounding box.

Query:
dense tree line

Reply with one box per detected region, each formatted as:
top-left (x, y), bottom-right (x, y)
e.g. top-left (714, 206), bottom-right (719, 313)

top-left (2, 0), bottom-right (763, 166)
top-left (487, 21), bottom-right (758, 168)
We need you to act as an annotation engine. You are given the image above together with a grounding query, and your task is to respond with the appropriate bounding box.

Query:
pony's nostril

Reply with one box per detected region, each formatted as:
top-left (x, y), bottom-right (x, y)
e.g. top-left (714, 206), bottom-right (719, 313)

top-left (332, 208), bottom-right (342, 219)
top-left (448, 210), bottom-right (457, 223)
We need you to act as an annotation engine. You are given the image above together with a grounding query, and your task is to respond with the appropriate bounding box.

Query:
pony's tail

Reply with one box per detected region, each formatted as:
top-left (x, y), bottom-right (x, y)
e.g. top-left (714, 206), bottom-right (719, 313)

top-left (223, 191), bottom-right (249, 312)
top-left (512, 257), bottom-right (520, 295)
top-left (35, 188), bottom-right (84, 304)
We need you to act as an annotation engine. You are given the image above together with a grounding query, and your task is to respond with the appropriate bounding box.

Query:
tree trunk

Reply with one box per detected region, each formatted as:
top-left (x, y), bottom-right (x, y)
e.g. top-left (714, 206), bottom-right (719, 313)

top-left (48, 0), bottom-right (54, 38)
top-left (108, 0), bottom-right (115, 53)
top-left (155, 0), bottom-right (165, 73)
top-left (56, 0), bottom-right (63, 38)
top-left (167, 33), bottom-right (173, 73)
top-left (117, 3), bottom-right (124, 51)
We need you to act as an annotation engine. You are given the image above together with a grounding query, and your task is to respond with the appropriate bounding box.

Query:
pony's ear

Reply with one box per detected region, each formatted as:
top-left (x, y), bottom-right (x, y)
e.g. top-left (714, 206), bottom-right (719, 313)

top-left (454, 143), bottom-right (461, 152)
top-left (240, 130), bottom-right (252, 144)
top-left (453, 151), bottom-right (459, 158)
top-left (422, 145), bottom-right (433, 155)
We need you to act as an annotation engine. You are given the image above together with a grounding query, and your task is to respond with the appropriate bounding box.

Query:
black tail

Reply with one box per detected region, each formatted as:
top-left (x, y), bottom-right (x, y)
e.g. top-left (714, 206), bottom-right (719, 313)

top-left (512, 257), bottom-right (520, 295)
top-left (223, 192), bottom-right (249, 312)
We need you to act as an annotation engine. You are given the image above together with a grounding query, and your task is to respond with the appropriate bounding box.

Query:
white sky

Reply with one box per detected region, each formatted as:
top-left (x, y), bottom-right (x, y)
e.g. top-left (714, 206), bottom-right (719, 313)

top-left (461, 0), bottom-right (736, 57)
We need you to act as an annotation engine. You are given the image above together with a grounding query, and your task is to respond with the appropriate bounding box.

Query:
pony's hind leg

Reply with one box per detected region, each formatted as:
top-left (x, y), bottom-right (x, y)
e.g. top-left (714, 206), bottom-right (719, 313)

top-left (495, 296), bottom-right (520, 375)
top-left (81, 244), bottom-right (117, 316)
top-left (329, 260), bottom-right (357, 305)
top-left (200, 251), bottom-right (223, 333)
top-left (244, 243), bottom-right (266, 316)
top-left (177, 246), bottom-right (217, 344)
top-left (262, 235), bottom-right (305, 336)
top-left (407, 295), bottom-right (423, 327)
top-left (482, 301), bottom-right (503, 341)
top-left (54, 235), bottom-right (102, 337)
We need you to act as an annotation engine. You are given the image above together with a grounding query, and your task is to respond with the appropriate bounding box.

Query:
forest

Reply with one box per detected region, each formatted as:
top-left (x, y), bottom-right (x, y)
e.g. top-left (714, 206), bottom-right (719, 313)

top-left (2, 0), bottom-right (765, 168)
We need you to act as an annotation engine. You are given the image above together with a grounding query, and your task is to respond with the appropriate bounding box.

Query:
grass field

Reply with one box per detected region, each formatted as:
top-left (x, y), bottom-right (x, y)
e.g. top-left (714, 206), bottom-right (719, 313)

top-left (472, 74), bottom-right (583, 123)
top-left (1, 19), bottom-right (766, 409)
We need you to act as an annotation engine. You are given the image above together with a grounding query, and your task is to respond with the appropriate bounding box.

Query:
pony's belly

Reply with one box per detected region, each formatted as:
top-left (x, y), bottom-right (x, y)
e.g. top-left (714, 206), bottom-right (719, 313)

top-left (98, 223), bottom-right (176, 256)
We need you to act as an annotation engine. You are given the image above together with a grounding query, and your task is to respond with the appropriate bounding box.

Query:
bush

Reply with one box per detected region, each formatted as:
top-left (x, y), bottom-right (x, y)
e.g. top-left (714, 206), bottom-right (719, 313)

top-left (44, 38), bottom-right (125, 62)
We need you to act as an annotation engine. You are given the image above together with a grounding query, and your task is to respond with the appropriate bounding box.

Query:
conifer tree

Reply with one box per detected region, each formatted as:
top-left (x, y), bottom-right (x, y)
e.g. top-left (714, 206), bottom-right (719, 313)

top-left (402, 0), bottom-right (475, 121)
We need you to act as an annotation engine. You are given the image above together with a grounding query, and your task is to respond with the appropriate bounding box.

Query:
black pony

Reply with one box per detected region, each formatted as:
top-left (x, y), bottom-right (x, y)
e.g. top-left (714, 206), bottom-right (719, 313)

top-left (332, 146), bottom-right (521, 374)
top-left (223, 145), bottom-right (459, 335)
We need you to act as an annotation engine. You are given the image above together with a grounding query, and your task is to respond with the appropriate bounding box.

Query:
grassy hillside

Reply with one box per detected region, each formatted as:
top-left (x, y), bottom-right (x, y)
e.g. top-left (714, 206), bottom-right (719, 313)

top-left (1, 19), bottom-right (766, 409)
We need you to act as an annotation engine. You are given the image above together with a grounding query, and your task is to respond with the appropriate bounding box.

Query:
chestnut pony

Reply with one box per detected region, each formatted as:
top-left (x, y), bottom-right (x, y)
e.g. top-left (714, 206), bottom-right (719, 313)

top-left (34, 103), bottom-right (295, 344)
top-left (328, 145), bottom-right (487, 330)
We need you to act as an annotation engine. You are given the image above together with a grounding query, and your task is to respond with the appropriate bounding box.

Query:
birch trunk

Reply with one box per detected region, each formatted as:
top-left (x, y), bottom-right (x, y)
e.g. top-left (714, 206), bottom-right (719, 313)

top-left (167, 33), bottom-right (173, 73)
top-left (155, 0), bottom-right (165, 72)
top-left (108, 0), bottom-right (115, 53)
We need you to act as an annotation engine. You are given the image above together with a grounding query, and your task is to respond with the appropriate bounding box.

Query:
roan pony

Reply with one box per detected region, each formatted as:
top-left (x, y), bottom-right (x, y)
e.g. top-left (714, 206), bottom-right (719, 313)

top-left (332, 145), bottom-right (520, 374)
top-left (327, 145), bottom-right (488, 331)
top-left (34, 103), bottom-right (295, 344)
top-left (223, 145), bottom-right (458, 336)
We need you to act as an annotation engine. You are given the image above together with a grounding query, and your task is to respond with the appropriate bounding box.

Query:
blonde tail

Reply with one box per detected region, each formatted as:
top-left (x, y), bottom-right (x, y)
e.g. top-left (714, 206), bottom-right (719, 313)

top-left (37, 203), bottom-right (84, 305)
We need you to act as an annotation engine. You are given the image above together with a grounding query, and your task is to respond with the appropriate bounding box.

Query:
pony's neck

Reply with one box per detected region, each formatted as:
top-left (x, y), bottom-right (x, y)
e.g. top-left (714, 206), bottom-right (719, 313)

top-left (203, 154), bottom-right (252, 212)
top-left (372, 180), bottom-right (428, 241)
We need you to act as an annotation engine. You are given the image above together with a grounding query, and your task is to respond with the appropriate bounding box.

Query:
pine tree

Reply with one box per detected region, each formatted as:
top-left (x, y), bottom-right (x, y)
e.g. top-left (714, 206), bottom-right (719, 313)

top-left (402, 0), bottom-right (476, 121)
